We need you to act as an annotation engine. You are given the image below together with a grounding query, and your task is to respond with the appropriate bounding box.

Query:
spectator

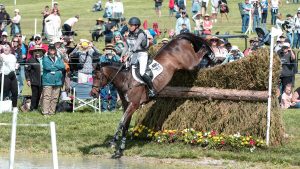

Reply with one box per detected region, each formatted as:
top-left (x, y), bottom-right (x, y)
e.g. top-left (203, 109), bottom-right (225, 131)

top-left (220, 0), bottom-right (229, 22)
top-left (282, 14), bottom-right (294, 45)
top-left (70, 39), bottom-right (101, 83)
top-left (252, 0), bottom-right (261, 32)
top-left (11, 36), bottom-right (24, 95)
top-left (211, 0), bottom-right (219, 23)
top-left (241, 0), bottom-right (252, 33)
top-left (281, 83), bottom-right (294, 109)
top-left (0, 31), bottom-right (10, 45)
top-left (274, 35), bottom-right (285, 53)
top-left (291, 87), bottom-right (300, 108)
top-left (104, 22), bottom-right (117, 44)
top-left (177, 0), bottom-right (186, 10)
top-left (0, 44), bottom-right (18, 112)
top-left (275, 13), bottom-right (284, 30)
top-left (169, 0), bottom-right (175, 17)
top-left (41, 6), bottom-right (50, 36)
top-left (270, 0), bottom-right (280, 25)
top-left (92, 0), bottom-right (103, 12)
top-left (25, 46), bottom-right (45, 111)
top-left (0, 5), bottom-right (11, 33)
top-left (27, 34), bottom-right (48, 60)
top-left (99, 44), bottom-right (120, 112)
top-left (104, 0), bottom-right (113, 19)
top-left (63, 15), bottom-right (79, 37)
top-left (11, 9), bottom-right (21, 36)
top-left (277, 42), bottom-right (296, 94)
top-left (192, 12), bottom-right (203, 35)
top-left (175, 10), bottom-right (191, 35)
top-left (44, 9), bottom-right (62, 42)
top-left (222, 45), bottom-right (244, 64)
top-left (119, 17), bottom-right (128, 36)
top-left (112, 31), bottom-right (125, 56)
top-left (41, 44), bottom-right (65, 115)
top-left (293, 9), bottom-right (300, 49)
top-left (52, 1), bottom-right (60, 15)
top-left (201, 0), bottom-right (209, 16)
top-left (260, 0), bottom-right (268, 30)
top-left (191, 0), bottom-right (201, 16)
top-left (180, 23), bottom-right (190, 33)
top-left (244, 37), bottom-right (259, 56)
top-left (113, 0), bottom-right (124, 19)
top-left (202, 14), bottom-right (213, 35)
top-left (154, 0), bottom-right (163, 17)
top-left (209, 36), bottom-right (228, 63)
top-left (91, 18), bottom-right (106, 42)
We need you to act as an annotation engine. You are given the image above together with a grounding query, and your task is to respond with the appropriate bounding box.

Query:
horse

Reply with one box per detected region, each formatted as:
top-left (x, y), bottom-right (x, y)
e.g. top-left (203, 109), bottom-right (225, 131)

top-left (90, 33), bottom-right (213, 158)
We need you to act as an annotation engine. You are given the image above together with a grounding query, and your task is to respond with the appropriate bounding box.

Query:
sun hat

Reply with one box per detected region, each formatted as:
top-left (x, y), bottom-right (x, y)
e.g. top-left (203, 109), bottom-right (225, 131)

top-left (1, 31), bottom-right (8, 36)
top-left (230, 45), bottom-right (239, 52)
top-left (48, 44), bottom-right (56, 50)
top-left (96, 17), bottom-right (105, 22)
top-left (103, 43), bottom-right (116, 52)
top-left (29, 45), bottom-right (46, 54)
top-left (14, 9), bottom-right (19, 13)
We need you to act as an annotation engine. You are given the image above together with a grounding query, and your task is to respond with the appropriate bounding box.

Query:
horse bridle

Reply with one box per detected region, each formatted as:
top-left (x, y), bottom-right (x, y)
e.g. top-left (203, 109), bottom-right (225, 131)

top-left (92, 63), bottom-right (124, 90)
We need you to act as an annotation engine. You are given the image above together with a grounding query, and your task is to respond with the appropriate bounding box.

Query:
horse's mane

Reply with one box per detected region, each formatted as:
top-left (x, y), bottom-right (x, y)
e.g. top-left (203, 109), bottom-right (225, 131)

top-left (155, 33), bottom-right (213, 56)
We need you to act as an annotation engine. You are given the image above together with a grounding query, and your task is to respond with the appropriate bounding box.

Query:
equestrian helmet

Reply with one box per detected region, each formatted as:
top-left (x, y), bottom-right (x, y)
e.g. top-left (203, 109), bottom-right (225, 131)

top-left (128, 17), bottom-right (141, 26)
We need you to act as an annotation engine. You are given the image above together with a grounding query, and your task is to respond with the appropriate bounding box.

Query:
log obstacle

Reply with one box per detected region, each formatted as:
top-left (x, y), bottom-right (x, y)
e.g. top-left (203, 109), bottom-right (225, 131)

top-left (158, 86), bottom-right (268, 101)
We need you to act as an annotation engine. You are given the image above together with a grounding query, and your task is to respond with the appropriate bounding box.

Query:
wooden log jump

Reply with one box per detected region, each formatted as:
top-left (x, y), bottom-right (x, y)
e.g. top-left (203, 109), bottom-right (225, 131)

top-left (158, 87), bottom-right (268, 101)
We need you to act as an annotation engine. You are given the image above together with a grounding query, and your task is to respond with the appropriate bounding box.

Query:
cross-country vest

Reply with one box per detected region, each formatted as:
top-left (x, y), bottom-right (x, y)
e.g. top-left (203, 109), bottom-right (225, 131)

top-left (127, 29), bottom-right (149, 52)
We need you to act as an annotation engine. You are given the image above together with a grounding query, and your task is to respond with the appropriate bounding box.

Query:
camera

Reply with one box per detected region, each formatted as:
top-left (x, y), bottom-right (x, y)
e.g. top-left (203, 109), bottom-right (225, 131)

top-left (282, 20), bottom-right (292, 31)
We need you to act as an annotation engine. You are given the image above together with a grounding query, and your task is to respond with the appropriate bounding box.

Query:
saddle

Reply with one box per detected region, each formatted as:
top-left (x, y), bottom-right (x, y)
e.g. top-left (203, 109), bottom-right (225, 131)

top-left (131, 58), bottom-right (163, 84)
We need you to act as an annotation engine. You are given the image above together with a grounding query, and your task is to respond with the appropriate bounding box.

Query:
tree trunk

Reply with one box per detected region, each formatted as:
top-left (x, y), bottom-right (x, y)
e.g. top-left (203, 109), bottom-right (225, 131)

top-left (158, 86), bottom-right (268, 101)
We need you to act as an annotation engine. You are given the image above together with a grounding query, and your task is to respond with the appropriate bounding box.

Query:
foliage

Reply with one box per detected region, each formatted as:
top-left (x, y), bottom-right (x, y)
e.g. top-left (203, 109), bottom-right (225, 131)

top-left (129, 125), bottom-right (266, 152)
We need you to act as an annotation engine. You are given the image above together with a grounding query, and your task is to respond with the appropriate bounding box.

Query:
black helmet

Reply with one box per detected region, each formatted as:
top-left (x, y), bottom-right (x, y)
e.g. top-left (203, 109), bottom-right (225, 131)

top-left (128, 17), bottom-right (141, 26)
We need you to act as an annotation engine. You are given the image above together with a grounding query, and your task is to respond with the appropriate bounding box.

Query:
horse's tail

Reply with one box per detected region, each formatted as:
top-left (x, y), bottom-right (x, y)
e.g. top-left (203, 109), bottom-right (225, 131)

top-left (175, 33), bottom-right (212, 53)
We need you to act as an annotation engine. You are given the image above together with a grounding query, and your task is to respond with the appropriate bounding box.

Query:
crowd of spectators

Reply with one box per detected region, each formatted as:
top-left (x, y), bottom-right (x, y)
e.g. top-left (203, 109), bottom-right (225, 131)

top-left (1, 0), bottom-right (300, 115)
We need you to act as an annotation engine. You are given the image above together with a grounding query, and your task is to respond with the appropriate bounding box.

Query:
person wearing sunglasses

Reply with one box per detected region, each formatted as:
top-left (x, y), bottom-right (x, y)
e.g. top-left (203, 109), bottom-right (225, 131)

top-left (175, 10), bottom-right (191, 35)
top-left (27, 34), bottom-right (48, 61)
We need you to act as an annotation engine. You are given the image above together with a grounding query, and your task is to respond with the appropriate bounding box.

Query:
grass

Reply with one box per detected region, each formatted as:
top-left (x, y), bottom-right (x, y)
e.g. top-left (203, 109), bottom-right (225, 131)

top-left (0, 0), bottom-right (300, 167)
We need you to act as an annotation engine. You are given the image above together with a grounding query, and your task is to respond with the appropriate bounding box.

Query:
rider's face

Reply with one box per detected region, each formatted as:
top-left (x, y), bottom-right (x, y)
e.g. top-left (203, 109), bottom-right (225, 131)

top-left (129, 24), bottom-right (138, 32)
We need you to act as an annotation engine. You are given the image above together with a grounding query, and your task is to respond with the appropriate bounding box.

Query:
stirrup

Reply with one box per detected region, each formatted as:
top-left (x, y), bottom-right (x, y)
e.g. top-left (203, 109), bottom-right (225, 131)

top-left (148, 89), bottom-right (156, 97)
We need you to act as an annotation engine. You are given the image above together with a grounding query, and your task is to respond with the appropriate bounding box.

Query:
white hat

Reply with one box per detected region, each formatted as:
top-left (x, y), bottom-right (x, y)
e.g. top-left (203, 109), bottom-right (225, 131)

top-left (230, 45), bottom-right (239, 51)
top-left (52, 37), bottom-right (63, 44)
top-left (1, 31), bottom-right (8, 36)
top-left (14, 9), bottom-right (19, 13)
top-left (282, 42), bottom-right (290, 47)
top-left (34, 34), bottom-right (41, 39)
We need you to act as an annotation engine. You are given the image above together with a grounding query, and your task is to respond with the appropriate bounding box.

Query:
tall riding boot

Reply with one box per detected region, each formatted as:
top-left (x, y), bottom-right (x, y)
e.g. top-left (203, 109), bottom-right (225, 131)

top-left (142, 74), bottom-right (156, 97)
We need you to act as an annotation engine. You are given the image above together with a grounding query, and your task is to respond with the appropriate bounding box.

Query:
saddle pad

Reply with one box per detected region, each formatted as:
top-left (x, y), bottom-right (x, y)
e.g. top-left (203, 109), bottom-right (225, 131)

top-left (132, 60), bottom-right (163, 83)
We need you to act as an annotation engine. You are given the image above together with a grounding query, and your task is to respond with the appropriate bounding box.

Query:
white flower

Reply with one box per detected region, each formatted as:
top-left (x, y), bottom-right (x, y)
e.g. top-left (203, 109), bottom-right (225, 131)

top-left (233, 132), bottom-right (241, 138)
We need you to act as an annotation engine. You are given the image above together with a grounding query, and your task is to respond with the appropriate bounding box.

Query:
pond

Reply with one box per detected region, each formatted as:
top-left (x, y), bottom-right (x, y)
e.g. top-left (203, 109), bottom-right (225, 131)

top-left (0, 152), bottom-right (229, 169)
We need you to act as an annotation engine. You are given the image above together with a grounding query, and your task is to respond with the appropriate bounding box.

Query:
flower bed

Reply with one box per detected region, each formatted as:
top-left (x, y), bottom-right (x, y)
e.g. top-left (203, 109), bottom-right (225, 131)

top-left (129, 125), bottom-right (266, 152)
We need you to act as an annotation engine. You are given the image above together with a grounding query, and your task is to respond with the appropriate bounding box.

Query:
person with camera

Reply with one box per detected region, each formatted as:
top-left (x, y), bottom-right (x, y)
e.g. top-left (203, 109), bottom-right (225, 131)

top-left (282, 14), bottom-right (295, 45)
top-left (243, 37), bottom-right (259, 56)
top-left (277, 42), bottom-right (296, 94)
top-left (252, 0), bottom-right (262, 32)
top-left (293, 9), bottom-right (300, 49)
top-left (69, 39), bottom-right (101, 83)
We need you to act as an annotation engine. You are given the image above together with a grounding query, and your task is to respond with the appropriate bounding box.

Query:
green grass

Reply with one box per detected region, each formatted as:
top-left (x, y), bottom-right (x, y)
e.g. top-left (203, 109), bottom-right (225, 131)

top-left (0, 109), bottom-right (300, 166)
top-left (1, 0), bottom-right (300, 167)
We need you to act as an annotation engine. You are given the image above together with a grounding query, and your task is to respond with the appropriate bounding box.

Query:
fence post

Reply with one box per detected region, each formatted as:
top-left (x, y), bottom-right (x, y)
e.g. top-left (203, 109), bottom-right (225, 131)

top-left (50, 122), bottom-right (59, 169)
top-left (9, 111), bottom-right (18, 169)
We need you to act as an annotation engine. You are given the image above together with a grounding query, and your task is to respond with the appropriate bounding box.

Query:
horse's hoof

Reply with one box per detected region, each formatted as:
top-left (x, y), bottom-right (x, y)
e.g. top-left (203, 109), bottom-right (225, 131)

top-left (111, 150), bottom-right (123, 159)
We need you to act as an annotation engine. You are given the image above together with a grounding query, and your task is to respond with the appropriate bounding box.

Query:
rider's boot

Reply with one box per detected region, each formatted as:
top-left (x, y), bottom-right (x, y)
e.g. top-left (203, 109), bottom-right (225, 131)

top-left (142, 74), bottom-right (156, 97)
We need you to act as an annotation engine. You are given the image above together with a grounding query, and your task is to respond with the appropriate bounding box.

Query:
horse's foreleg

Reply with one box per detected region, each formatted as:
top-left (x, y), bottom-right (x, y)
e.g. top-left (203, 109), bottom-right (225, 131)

top-left (112, 102), bottom-right (138, 158)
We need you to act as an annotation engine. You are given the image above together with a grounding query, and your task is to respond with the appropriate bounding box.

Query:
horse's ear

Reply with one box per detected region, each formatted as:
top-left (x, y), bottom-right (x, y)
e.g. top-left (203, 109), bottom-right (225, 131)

top-left (95, 63), bottom-right (101, 70)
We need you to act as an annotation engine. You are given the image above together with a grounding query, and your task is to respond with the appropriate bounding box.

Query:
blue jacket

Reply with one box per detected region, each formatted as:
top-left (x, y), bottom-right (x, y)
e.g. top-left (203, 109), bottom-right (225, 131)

top-left (99, 54), bottom-right (120, 63)
top-left (42, 55), bottom-right (65, 86)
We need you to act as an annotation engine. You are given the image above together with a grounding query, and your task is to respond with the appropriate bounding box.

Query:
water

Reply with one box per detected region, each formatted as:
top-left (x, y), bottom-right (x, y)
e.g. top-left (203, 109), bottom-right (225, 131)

top-left (0, 152), bottom-right (220, 169)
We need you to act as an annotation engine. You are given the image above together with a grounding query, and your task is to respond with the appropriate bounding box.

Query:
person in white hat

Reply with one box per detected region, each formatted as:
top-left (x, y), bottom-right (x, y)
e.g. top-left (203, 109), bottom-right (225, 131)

top-left (11, 8), bottom-right (21, 36)
top-left (277, 41), bottom-right (295, 95)
top-left (222, 45), bottom-right (244, 64)
top-left (0, 31), bottom-right (9, 45)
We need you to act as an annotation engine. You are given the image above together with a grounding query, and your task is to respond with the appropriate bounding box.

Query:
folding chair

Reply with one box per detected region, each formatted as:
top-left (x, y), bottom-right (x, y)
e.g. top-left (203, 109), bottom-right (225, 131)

top-left (71, 81), bottom-right (101, 113)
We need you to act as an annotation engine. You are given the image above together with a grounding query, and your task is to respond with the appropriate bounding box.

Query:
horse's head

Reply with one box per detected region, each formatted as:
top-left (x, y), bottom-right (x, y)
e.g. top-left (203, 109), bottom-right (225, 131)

top-left (90, 63), bottom-right (110, 98)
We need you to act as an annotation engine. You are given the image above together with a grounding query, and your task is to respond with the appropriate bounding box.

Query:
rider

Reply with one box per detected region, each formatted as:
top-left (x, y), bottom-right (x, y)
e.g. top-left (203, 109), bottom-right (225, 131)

top-left (122, 16), bottom-right (156, 97)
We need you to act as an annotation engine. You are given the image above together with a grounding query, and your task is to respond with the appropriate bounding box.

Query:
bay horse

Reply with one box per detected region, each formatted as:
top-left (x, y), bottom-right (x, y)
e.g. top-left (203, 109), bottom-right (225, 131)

top-left (90, 33), bottom-right (213, 158)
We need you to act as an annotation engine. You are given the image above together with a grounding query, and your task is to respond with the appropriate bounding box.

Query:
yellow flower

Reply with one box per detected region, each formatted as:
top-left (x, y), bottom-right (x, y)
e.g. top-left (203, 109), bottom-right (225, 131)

top-left (134, 133), bottom-right (139, 137)
top-left (246, 137), bottom-right (250, 141)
